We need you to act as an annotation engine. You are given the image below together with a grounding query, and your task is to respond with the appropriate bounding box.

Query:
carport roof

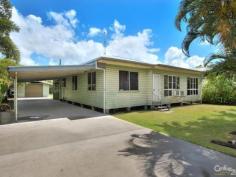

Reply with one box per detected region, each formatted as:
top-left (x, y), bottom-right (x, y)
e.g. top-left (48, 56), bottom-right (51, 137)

top-left (8, 64), bottom-right (96, 82)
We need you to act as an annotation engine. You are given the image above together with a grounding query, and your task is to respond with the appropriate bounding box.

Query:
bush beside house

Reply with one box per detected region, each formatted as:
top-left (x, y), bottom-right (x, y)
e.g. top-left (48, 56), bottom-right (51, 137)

top-left (202, 74), bottom-right (236, 105)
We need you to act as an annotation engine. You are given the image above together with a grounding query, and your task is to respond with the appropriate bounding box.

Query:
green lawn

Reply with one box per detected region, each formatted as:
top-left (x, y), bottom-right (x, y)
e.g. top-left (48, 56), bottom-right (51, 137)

top-left (115, 104), bottom-right (236, 157)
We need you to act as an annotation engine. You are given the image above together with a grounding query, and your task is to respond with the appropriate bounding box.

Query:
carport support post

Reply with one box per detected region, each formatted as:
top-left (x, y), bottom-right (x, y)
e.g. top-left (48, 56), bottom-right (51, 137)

top-left (14, 72), bottom-right (18, 121)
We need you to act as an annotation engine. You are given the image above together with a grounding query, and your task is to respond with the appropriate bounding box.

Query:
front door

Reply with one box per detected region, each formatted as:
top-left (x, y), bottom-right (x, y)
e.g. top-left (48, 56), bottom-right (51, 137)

top-left (153, 74), bottom-right (160, 102)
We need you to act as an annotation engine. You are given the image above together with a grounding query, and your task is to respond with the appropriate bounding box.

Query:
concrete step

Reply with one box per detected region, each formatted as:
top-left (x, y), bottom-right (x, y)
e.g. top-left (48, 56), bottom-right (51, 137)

top-left (159, 108), bottom-right (169, 112)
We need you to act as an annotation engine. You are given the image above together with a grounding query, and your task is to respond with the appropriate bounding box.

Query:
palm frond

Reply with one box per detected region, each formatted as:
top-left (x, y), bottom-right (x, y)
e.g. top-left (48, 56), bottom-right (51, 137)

top-left (175, 0), bottom-right (193, 31)
top-left (182, 30), bottom-right (200, 56)
top-left (204, 53), bottom-right (228, 66)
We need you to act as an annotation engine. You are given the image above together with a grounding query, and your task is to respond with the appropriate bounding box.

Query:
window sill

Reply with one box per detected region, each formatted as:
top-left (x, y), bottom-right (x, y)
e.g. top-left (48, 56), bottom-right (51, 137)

top-left (119, 90), bottom-right (140, 93)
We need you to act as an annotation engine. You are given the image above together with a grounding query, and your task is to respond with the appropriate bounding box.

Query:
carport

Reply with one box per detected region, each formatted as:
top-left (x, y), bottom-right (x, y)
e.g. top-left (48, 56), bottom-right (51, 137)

top-left (8, 64), bottom-right (97, 121)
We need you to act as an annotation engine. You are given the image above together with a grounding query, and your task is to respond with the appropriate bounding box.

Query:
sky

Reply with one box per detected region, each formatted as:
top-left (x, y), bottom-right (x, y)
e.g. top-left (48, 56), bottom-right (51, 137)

top-left (10, 0), bottom-right (216, 68)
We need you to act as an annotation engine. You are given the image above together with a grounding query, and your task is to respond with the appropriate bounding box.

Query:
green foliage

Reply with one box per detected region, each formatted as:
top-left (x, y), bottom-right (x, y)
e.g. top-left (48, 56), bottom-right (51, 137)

top-left (207, 58), bottom-right (236, 76)
top-left (176, 0), bottom-right (236, 65)
top-left (202, 74), bottom-right (236, 104)
top-left (0, 58), bottom-right (16, 103)
top-left (0, 0), bottom-right (20, 63)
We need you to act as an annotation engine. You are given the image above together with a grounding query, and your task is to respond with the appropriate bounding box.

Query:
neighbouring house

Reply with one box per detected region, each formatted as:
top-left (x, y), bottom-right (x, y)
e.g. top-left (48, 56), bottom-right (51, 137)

top-left (17, 81), bottom-right (52, 98)
top-left (8, 56), bottom-right (203, 115)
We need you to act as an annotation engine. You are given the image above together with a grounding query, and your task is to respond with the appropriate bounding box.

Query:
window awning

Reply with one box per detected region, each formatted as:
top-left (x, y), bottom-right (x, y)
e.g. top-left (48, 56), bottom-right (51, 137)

top-left (8, 64), bottom-right (96, 82)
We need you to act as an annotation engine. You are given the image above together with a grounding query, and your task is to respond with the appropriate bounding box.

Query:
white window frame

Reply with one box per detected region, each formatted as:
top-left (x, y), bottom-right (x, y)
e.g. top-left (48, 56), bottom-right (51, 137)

top-left (164, 75), bottom-right (180, 97)
top-left (187, 77), bottom-right (198, 95)
top-left (88, 72), bottom-right (96, 91)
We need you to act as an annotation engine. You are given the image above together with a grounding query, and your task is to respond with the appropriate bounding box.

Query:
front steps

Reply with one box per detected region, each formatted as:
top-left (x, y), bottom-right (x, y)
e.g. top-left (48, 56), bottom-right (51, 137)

top-left (152, 102), bottom-right (171, 111)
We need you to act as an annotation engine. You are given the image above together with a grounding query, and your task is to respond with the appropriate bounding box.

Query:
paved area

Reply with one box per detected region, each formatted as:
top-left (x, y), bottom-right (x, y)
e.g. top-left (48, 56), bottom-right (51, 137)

top-left (0, 116), bottom-right (236, 177)
top-left (18, 99), bottom-right (104, 120)
top-left (0, 114), bottom-right (235, 177)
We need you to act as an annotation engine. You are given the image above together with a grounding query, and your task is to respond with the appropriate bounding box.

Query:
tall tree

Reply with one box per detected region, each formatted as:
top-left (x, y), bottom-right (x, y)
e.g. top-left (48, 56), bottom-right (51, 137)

top-left (175, 0), bottom-right (236, 66)
top-left (0, 0), bottom-right (20, 63)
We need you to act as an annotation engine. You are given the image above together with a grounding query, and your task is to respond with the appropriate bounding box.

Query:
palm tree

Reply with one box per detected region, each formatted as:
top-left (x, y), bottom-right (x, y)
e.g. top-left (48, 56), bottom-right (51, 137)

top-left (175, 0), bottom-right (236, 66)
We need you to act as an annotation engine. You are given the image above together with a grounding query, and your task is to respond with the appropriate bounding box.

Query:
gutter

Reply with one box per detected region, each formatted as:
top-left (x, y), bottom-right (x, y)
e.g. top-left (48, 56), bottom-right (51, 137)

top-left (95, 61), bottom-right (106, 114)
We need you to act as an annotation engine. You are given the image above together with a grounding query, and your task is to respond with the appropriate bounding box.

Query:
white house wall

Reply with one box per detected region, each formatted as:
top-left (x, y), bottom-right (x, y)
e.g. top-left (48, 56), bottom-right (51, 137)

top-left (57, 65), bottom-right (202, 110)
top-left (61, 70), bottom-right (104, 109)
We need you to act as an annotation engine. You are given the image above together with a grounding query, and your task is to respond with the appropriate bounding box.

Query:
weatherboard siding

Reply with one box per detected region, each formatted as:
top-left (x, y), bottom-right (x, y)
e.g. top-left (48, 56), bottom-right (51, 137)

top-left (104, 65), bottom-right (152, 109)
top-left (62, 70), bottom-right (104, 109)
top-left (58, 64), bottom-right (202, 110)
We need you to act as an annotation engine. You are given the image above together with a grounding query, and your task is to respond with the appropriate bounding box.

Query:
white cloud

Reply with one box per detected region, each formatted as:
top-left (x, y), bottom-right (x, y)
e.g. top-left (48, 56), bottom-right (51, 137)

top-left (48, 9), bottom-right (78, 28)
top-left (11, 8), bottom-right (102, 65)
top-left (200, 40), bottom-right (210, 46)
top-left (164, 46), bottom-right (204, 69)
top-left (11, 8), bottom-right (203, 68)
top-left (11, 8), bottom-right (160, 65)
top-left (107, 29), bottom-right (159, 64)
top-left (111, 19), bottom-right (126, 38)
top-left (65, 10), bottom-right (78, 27)
top-left (88, 27), bottom-right (102, 37)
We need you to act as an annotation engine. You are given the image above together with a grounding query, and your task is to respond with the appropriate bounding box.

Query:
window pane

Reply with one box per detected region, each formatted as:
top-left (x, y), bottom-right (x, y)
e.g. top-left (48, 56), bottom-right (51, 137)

top-left (130, 72), bottom-right (138, 90)
top-left (177, 77), bottom-right (180, 89)
top-left (88, 73), bottom-right (91, 85)
top-left (72, 76), bottom-right (77, 90)
top-left (168, 76), bottom-right (172, 83)
top-left (173, 76), bottom-right (176, 83)
top-left (119, 71), bottom-right (129, 90)
top-left (92, 84), bottom-right (96, 90)
top-left (164, 90), bottom-right (169, 96)
top-left (92, 72), bottom-right (96, 85)
top-left (173, 82), bottom-right (176, 89)
top-left (187, 90), bottom-right (190, 95)
top-left (187, 78), bottom-right (190, 89)
top-left (196, 78), bottom-right (198, 89)
top-left (169, 90), bottom-right (172, 96)
top-left (164, 75), bottom-right (168, 89)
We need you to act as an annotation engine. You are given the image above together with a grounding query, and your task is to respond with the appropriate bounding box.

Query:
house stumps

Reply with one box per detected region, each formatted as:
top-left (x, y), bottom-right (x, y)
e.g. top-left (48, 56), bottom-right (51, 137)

top-left (104, 109), bottom-right (110, 114)
top-left (126, 107), bottom-right (131, 112)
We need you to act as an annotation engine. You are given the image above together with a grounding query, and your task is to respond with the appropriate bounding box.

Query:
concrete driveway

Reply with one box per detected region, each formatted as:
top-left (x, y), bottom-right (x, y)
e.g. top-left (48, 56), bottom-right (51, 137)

top-left (0, 114), bottom-right (235, 177)
top-left (18, 99), bottom-right (104, 120)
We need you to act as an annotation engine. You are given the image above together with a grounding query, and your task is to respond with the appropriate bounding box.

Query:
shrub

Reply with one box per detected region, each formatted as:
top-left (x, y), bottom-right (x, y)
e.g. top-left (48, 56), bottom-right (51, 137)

top-left (202, 74), bottom-right (236, 104)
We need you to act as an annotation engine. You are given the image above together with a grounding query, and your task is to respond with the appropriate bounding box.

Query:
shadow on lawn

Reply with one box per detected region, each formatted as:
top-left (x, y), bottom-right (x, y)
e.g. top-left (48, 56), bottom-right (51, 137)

top-left (154, 109), bottom-right (236, 142)
top-left (118, 109), bottom-right (236, 177)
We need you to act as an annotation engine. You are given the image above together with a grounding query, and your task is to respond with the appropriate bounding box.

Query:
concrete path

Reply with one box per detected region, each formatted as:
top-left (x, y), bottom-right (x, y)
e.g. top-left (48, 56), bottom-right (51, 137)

top-left (0, 115), bottom-right (235, 177)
